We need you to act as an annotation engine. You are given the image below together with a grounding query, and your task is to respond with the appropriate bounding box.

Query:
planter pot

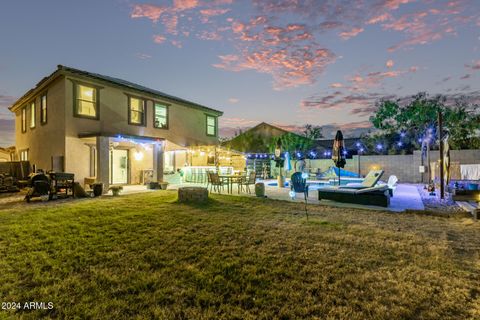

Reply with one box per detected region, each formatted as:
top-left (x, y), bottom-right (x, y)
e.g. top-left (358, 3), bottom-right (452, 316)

top-left (159, 182), bottom-right (169, 190)
top-left (277, 175), bottom-right (285, 188)
top-left (255, 182), bottom-right (265, 197)
top-left (92, 183), bottom-right (103, 197)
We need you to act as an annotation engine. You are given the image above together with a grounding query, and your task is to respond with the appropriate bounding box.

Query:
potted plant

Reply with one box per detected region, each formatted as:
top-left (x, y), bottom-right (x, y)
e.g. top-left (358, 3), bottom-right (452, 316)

top-left (109, 185), bottom-right (123, 196)
top-left (158, 181), bottom-right (169, 190)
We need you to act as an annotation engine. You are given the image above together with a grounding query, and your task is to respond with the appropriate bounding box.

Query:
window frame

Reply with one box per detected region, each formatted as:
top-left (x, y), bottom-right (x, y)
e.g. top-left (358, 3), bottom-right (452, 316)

top-left (21, 106), bottom-right (27, 133)
top-left (73, 81), bottom-right (100, 120)
top-left (40, 92), bottom-right (47, 124)
top-left (153, 102), bottom-right (169, 129)
top-left (127, 95), bottom-right (146, 126)
top-left (30, 101), bottom-right (36, 129)
top-left (206, 114), bottom-right (217, 137)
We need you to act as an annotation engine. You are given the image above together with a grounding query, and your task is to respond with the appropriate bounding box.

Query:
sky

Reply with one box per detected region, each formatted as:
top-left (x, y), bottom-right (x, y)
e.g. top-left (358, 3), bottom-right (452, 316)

top-left (0, 0), bottom-right (479, 147)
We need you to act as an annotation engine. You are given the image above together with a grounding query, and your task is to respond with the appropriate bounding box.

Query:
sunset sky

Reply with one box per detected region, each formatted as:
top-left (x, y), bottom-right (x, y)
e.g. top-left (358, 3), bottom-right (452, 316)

top-left (1, 0), bottom-right (479, 147)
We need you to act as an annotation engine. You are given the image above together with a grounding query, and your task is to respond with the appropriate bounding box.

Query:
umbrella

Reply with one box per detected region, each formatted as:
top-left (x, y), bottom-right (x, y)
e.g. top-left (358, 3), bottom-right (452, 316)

top-left (332, 130), bottom-right (346, 185)
top-left (284, 151), bottom-right (292, 174)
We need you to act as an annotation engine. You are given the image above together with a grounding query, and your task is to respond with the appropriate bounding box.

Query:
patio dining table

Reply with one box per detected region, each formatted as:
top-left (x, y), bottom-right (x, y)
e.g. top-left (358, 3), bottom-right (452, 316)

top-left (219, 174), bottom-right (246, 194)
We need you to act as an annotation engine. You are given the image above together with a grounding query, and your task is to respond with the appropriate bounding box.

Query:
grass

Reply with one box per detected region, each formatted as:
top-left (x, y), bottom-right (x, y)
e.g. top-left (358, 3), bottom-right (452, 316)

top-left (0, 191), bottom-right (479, 319)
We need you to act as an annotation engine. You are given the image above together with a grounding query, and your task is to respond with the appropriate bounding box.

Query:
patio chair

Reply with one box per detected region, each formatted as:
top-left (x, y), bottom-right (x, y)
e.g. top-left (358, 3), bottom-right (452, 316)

top-left (239, 171), bottom-right (256, 194)
top-left (386, 175), bottom-right (398, 197)
top-left (290, 172), bottom-right (309, 219)
top-left (209, 172), bottom-right (226, 193)
top-left (318, 184), bottom-right (390, 207)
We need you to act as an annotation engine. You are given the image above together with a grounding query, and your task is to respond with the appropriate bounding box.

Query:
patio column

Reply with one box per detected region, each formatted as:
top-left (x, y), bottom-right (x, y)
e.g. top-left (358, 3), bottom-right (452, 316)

top-left (96, 136), bottom-right (110, 193)
top-left (153, 142), bottom-right (164, 182)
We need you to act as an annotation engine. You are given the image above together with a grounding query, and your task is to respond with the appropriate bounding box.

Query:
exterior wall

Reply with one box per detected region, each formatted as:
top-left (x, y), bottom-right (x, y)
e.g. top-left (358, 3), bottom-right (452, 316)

top-left (63, 75), bottom-right (220, 147)
top-left (14, 77), bottom-right (66, 171)
top-left (65, 136), bottom-right (92, 185)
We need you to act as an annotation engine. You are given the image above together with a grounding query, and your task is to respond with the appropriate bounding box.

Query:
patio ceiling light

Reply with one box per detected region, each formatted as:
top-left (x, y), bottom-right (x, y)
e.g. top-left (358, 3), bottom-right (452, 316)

top-left (134, 151), bottom-right (144, 161)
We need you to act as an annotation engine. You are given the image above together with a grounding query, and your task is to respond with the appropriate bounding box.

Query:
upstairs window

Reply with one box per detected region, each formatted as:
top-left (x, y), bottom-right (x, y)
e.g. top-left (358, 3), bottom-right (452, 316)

top-left (128, 97), bottom-right (145, 126)
top-left (206, 115), bottom-right (217, 136)
top-left (21, 107), bottom-right (27, 133)
top-left (75, 84), bottom-right (98, 119)
top-left (40, 93), bottom-right (47, 124)
top-left (30, 101), bottom-right (36, 128)
top-left (154, 103), bottom-right (168, 129)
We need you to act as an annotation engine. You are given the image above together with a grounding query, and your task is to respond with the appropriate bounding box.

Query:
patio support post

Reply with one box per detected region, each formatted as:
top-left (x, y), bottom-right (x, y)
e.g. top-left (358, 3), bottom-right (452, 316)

top-left (96, 136), bottom-right (110, 193)
top-left (153, 142), bottom-right (164, 182)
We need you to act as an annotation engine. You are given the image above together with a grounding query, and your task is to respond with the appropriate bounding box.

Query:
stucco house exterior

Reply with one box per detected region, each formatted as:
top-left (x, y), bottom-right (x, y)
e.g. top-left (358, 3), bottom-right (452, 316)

top-left (9, 65), bottom-right (223, 189)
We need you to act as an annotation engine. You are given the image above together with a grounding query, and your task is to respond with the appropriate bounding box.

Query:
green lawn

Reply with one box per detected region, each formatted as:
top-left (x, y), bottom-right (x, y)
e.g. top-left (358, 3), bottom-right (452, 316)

top-left (0, 191), bottom-right (479, 319)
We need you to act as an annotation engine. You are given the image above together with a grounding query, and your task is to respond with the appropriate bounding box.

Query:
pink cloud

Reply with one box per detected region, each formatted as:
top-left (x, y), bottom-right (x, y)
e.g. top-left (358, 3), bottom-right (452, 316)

top-left (465, 60), bottom-right (480, 70)
top-left (339, 27), bottom-right (364, 40)
top-left (130, 4), bottom-right (167, 23)
top-left (173, 0), bottom-right (198, 10)
top-left (153, 35), bottom-right (166, 44)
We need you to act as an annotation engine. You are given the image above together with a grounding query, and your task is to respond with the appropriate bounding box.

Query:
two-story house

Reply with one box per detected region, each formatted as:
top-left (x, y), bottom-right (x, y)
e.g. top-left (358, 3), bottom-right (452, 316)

top-left (9, 65), bottom-right (223, 189)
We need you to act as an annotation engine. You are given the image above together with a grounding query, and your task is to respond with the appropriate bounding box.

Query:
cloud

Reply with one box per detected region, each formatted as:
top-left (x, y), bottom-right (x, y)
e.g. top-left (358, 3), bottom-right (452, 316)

top-left (465, 60), bottom-right (480, 70)
top-left (386, 59), bottom-right (394, 68)
top-left (173, 0), bottom-right (199, 10)
top-left (153, 34), bottom-right (166, 44)
top-left (131, 4), bottom-right (167, 23)
top-left (339, 27), bottom-right (364, 40)
top-left (135, 53), bottom-right (152, 59)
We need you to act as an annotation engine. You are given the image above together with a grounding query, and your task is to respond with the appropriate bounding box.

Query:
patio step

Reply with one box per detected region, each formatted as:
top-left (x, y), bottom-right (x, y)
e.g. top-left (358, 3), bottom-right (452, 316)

top-left (456, 201), bottom-right (479, 220)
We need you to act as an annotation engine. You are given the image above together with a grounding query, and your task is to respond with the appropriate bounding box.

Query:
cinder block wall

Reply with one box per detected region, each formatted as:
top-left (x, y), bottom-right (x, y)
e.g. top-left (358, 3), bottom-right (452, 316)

top-left (287, 149), bottom-right (480, 183)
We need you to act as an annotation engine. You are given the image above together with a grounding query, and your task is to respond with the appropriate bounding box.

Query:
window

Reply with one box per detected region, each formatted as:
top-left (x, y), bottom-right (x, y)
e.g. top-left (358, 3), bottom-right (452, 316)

top-left (30, 101), bottom-right (36, 128)
top-left (40, 93), bottom-right (47, 124)
top-left (75, 84), bottom-right (98, 118)
top-left (154, 103), bottom-right (168, 129)
top-left (21, 107), bottom-right (27, 133)
top-left (128, 97), bottom-right (145, 125)
top-left (20, 149), bottom-right (29, 161)
top-left (206, 115), bottom-right (217, 136)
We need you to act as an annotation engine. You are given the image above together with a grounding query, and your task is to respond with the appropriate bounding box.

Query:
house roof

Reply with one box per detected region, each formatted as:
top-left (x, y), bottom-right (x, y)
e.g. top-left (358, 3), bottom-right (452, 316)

top-left (9, 65), bottom-right (223, 115)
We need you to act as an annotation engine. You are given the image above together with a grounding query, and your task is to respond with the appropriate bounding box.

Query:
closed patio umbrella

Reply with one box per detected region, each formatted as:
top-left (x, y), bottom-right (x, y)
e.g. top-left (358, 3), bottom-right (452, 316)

top-left (332, 130), bottom-right (346, 185)
top-left (284, 151), bottom-right (292, 176)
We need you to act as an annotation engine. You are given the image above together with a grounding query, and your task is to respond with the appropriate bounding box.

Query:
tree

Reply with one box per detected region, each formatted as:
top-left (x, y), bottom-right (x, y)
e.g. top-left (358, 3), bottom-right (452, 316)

top-left (370, 92), bottom-right (480, 151)
top-left (303, 124), bottom-right (323, 140)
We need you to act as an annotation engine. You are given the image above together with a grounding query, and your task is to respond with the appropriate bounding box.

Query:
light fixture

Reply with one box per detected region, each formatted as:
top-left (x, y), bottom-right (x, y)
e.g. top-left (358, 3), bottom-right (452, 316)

top-left (134, 151), bottom-right (144, 161)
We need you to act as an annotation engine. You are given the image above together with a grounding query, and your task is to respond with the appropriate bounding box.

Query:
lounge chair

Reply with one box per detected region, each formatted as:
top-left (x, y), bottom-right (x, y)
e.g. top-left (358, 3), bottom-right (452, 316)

top-left (342, 170), bottom-right (384, 189)
top-left (318, 184), bottom-right (390, 207)
top-left (317, 170), bottom-right (390, 207)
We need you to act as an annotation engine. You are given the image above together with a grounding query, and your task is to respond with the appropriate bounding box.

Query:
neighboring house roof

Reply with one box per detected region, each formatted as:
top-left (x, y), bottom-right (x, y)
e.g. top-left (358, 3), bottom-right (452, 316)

top-left (9, 65), bottom-right (223, 115)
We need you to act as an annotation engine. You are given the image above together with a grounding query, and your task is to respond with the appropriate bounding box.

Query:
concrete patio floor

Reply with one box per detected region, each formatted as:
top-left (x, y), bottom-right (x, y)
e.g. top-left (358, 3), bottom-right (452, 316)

top-left (160, 180), bottom-right (425, 213)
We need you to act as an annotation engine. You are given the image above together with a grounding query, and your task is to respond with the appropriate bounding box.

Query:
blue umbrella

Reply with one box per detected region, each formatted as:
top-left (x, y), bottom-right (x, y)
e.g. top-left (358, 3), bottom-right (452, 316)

top-left (284, 151), bottom-right (292, 173)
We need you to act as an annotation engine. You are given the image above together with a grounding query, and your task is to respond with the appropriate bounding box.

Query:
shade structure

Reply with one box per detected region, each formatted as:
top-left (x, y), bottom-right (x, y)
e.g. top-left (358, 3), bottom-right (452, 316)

top-left (332, 130), bottom-right (346, 185)
top-left (284, 151), bottom-right (292, 173)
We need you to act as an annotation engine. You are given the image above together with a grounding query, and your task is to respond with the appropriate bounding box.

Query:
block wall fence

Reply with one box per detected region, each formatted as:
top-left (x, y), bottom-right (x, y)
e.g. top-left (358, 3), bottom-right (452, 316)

top-left (286, 149), bottom-right (480, 183)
